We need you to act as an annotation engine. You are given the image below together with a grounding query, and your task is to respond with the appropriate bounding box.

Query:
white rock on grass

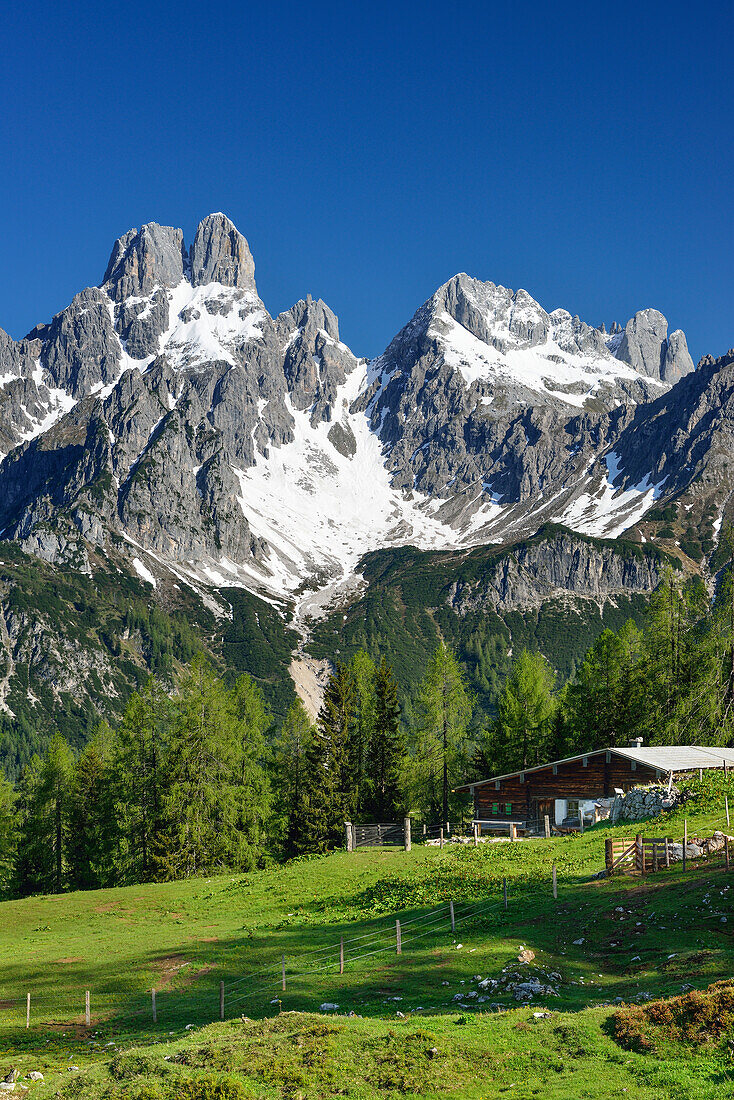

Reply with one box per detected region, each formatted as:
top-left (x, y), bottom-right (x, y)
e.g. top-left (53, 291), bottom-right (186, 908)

top-left (319, 1003), bottom-right (340, 1012)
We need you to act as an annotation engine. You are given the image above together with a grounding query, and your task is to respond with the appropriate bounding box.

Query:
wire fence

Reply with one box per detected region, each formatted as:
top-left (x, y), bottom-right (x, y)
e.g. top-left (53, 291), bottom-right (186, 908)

top-left (0, 893), bottom-right (507, 1036)
top-left (3, 824), bottom-right (731, 1037)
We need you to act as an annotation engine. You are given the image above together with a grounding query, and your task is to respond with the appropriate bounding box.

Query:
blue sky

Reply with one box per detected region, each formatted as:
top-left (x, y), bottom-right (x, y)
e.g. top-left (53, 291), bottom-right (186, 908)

top-left (1, 0), bottom-right (731, 362)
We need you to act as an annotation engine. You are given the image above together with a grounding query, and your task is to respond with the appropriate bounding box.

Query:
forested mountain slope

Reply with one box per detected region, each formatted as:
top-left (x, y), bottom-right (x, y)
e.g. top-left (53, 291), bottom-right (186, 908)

top-left (0, 213), bottom-right (730, 760)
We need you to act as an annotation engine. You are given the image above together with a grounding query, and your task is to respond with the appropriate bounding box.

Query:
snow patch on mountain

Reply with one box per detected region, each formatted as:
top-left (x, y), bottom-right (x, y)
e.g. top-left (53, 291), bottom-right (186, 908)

top-left (554, 452), bottom-right (665, 538)
top-left (430, 310), bottom-right (666, 409)
top-left (231, 366), bottom-right (476, 614)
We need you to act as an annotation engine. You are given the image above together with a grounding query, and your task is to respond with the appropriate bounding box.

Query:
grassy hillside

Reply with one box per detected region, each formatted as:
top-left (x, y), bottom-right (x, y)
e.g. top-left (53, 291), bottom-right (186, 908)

top-left (0, 781), bottom-right (732, 1097)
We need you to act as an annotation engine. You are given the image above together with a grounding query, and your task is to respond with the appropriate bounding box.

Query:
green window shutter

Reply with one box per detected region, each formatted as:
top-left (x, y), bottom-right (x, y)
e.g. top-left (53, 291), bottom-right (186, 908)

top-left (505, 803), bottom-right (512, 815)
top-left (492, 802), bottom-right (499, 815)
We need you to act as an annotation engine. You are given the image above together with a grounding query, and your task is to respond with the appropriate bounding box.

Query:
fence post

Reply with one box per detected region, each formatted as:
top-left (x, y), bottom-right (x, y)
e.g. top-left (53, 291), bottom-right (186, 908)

top-left (503, 877), bottom-right (508, 909)
top-left (726, 840), bottom-right (730, 874)
top-left (423, 824), bottom-right (427, 838)
top-left (544, 814), bottom-right (550, 839)
top-left (473, 823), bottom-right (479, 846)
top-left (665, 838), bottom-right (670, 868)
top-left (404, 817), bottom-right (412, 852)
top-left (510, 823), bottom-right (516, 841)
top-left (445, 821), bottom-right (450, 837)
top-left (653, 841), bottom-right (658, 874)
top-left (579, 811), bottom-right (584, 835)
top-left (340, 936), bottom-right (344, 974)
top-left (26, 993), bottom-right (30, 1030)
top-left (220, 981), bottom-right (224, 1021)
top-left (396, 919), bottom-right (402, 955)
top-left (552, 862), bottom-right (557, 899)
top-left (450, 899), bottom-right (455, 932)
top-left (439, 828), bottom-right (444, 849)
top-left (605, 838), bottom-right (613, 875)
top-left (683, 820), bottom-right (687, 873)
top-left (345, 821), bottom-right (353, 852)
top-left (726, 796), bottom-right (730, 829)
top-left (85, 990), bottom-right (90, 1027)
top-left (151, 988), bottom-right (157, 1023)
top-left (282, 954), bottom-right (286, 992)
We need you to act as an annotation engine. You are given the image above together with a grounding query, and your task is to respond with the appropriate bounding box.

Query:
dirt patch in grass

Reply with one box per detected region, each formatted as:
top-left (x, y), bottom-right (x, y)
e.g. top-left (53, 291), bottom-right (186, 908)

top-left (153, 955), bottom-right (214, 990)
top-left (55, 957), bottom-right (84, 964)
top-left (612, 979), bottom-right (734, 1054)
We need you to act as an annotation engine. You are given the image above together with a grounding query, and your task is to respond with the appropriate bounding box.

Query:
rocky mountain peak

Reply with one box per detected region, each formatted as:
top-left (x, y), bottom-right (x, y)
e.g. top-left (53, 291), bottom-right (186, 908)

top-left (433, 275), bottom-right (550, 351)
top-left (277, 296), bottom-right (340, 343)
top-left (103, 223), bottom-right (186, 302)
top-left (613, 308), bottom-right (694, 382)
top-left (189, 213), bottom-right (256, 291)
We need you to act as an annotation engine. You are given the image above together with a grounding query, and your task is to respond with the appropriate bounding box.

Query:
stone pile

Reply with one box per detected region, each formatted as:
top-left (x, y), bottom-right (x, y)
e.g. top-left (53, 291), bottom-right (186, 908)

top-left (667, 831), bottom-right (733, 863)
top-left (610, 784), bottom-right (680, 823)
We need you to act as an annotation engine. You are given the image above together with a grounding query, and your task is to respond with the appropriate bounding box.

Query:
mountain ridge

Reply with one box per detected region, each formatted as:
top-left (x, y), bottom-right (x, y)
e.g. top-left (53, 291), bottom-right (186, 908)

top-left (0, 213), bottom-right (710, 625)
top-left (0, 215), bottom-right (730, 760)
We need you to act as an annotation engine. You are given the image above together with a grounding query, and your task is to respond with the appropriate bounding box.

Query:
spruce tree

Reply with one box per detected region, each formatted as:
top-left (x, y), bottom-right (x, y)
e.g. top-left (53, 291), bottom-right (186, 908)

top-left (349, 650), bottom-right (376, 816)
top-left (13, 755), bottom-right (46, 896)
top-left (365, 658), bottom-right (404, 820)
top-left (67, 727), bottom-right (117, 890)
top-left (304, 662), bottom-right (355, 850)
top-left (274, 700), bottom-right (314, 855)
top-left (111, 678), bottom-right (172, 883)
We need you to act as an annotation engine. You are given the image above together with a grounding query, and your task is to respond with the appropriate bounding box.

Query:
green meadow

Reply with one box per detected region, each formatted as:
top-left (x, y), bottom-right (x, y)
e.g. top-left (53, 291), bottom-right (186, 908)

top-left (0, 781), bottom-right (732, 1098)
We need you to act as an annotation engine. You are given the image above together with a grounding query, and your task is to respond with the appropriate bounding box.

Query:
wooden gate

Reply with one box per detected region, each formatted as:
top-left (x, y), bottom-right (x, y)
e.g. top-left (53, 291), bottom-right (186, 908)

top-left (605, 835), bottom-right (674, 875)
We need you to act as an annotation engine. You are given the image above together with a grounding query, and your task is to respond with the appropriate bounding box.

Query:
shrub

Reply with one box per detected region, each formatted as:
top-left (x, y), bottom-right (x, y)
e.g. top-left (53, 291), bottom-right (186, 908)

top-left (612, 980), bottom-right (734, 1054)
top-left (172, 1077), bottom-right (249, 1100)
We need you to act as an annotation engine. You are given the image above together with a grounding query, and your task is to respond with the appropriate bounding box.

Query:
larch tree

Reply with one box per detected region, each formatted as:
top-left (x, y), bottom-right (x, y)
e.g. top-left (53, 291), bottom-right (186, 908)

top-left (0, 771), bottom-right (17, 898)
top-left (495, 649), bottom-right (556, 771)
top-left (164, 655), bottom-right (251, 877)
top-left (413, 643), bottom-right (473, 825)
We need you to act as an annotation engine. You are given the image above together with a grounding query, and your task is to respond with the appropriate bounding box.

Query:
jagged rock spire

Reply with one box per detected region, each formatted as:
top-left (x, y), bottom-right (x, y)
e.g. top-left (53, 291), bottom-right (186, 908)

top-left (189, 213), bottom-right (256, 291)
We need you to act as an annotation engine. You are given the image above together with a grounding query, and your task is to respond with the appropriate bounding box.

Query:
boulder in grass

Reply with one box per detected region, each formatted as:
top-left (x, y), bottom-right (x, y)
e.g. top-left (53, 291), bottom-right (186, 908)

top-left (319, 1003), bottom-right (340, 1012)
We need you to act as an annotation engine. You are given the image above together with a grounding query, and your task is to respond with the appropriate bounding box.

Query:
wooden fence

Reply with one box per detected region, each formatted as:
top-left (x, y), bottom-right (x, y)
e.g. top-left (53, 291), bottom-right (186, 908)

top-left (606, 830), bottom-right (732, 875)
top-left (345, 820), bottom-right (473, 851)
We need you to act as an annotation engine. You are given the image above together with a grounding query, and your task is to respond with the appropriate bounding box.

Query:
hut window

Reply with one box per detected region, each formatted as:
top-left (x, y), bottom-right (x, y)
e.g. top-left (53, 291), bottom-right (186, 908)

top-left (492, 802), bottom-right (499, 815)
top-left (505, 803), bottom-right (512, 815)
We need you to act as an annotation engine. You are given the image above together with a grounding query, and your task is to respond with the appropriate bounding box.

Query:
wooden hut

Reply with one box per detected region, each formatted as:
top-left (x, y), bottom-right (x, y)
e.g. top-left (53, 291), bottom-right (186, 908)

top-left (455, 742), bottom-right (734, 834)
